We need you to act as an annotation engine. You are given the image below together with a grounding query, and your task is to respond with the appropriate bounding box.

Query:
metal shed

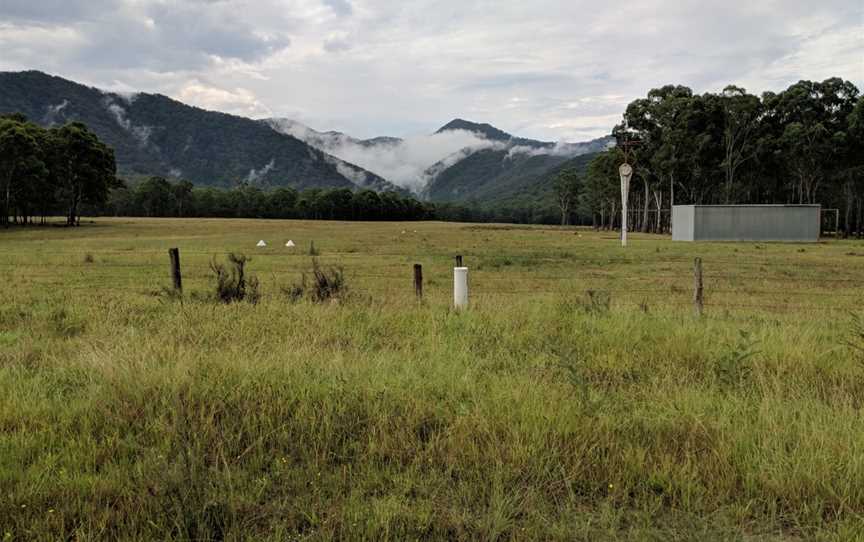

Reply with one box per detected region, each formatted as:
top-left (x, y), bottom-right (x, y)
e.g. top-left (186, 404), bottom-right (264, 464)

top-left (672, 205), bottom-right (820, 242)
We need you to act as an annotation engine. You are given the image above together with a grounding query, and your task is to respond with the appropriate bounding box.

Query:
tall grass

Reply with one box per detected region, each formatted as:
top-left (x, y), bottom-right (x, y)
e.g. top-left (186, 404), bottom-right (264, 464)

top-left (0, 218), bottom-right (863, 540)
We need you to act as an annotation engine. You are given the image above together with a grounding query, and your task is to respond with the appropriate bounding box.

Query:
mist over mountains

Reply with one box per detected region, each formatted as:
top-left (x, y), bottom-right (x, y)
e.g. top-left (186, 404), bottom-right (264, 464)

top-left (265, 118), bottom-right (511, 193)
top-left (1, 70), bottom-right (613, 204)
top-left (265, 117), bottom-right (613, 195)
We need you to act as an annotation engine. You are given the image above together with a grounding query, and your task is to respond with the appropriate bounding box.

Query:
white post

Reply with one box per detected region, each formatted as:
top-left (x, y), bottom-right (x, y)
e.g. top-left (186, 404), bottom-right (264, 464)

top-left (619, 163), bottom-right (633, 247)
top-left (453, 266), bottom-right (468, 309)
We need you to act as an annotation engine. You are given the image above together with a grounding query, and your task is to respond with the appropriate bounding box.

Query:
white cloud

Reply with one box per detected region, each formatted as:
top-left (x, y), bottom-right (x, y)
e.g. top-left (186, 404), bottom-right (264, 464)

top-left (245, 158), bottom-right (275, 184)
top-left (268, 119), bottom-right (509, 191)
top-left (0, 0), bottom-right (860, 141)
top-left (176, 80), bottom-right (272, 118)
top-left (103, 96), bottom-right (154, 146)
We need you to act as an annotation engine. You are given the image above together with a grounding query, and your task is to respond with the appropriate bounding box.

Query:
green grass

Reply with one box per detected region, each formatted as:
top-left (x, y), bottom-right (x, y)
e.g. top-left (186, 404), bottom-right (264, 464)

top-left (1, 218), bottom-right (863, 540)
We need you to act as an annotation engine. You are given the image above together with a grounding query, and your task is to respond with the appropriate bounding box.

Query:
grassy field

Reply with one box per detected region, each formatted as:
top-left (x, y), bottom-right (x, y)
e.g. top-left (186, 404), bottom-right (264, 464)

top-left (1, 217), bottom-right (863, 541)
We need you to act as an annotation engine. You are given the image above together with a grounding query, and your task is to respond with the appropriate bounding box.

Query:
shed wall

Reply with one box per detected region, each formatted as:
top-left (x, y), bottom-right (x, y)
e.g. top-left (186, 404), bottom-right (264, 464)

top-left (672, 205), bottom-right (820, 242)
top-left (672, 206), bottom-right (695, 241)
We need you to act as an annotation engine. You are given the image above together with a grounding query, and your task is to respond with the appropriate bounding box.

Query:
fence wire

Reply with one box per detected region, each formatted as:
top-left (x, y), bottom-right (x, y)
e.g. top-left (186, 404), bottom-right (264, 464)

top-left (1, 249), bottom-right (861, 316)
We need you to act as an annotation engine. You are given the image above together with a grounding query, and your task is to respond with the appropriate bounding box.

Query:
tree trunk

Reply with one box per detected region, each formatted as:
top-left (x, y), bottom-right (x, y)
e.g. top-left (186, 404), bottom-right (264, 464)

top-left (652, 190), bottom-right (662, 233)
top-left (2, 182), bottom-right (9, 228)
top-left (725, 143), bottom-right (733, 204)
top-left (68, 191), bottom-right (80, 226)
top-left (669, 173), bottom-right (675, 231)
top-left (2, 167), bottom-right (14, 228)
top-left (641, 178), bottom-right (650, 233)
top-left (855, 197), bottom-right (864, 239)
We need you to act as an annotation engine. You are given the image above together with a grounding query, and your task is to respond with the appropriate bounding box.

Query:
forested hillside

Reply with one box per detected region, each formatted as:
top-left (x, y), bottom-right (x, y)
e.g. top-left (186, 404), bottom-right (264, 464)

top-left (0, 71), bottom-right (399, 192)
top-left (3, 72), bottom-right (861, 231)
top-left (425, 119), bottom-right (612, 203)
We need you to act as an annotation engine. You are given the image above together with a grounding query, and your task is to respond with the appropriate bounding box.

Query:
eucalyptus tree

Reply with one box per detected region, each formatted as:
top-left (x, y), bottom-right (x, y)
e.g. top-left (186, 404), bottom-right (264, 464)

top-left (0, 115), bottom-right (48, 226)
top-left (172, 179), bottom-right (194, 217)
top-left (136, 176), bottom-right (172, 217)
top-left (621, 85), bottom-right (695, 231)
top-left (763, 78), bottom-right (859, 204)
top-left (581, 149), bottom-right (621, 229)
top-left (718, 86), bottom-right (762, 202)
top-left (352, 189), bottom-right (382, 220)
top-left (266, 187), bottom-right (298, 218)
top-left (553, 167), bottom-right (580, 225)
top-left (48, 122), bottom-right (117, 226)
top-left (840, 96), bottom-right (864, 236)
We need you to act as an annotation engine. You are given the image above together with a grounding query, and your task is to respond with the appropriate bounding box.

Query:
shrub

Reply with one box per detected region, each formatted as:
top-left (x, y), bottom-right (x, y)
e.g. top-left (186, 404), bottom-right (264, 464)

top-left (210, 253), bottom-right (260, 304)
top-left (715, 330), bottom-right (760, 388)
top-left (580, 289), bottom-right (611, 314)
top-left (284, 258), bottom-right (346, 303)
top-left (281, 278), bottom-right (306, 303)
top-left (48, 307), bottom-right (85, 337)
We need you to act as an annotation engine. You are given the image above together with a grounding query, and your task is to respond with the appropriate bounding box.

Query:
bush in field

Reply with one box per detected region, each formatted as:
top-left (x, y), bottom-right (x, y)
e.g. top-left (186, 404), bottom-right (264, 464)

top-left (210, 253), bottom-right (260, 304)
top-left (283, 258), bottom-right (346, 303)
top-left (580, 289), bottom-right (611, 314)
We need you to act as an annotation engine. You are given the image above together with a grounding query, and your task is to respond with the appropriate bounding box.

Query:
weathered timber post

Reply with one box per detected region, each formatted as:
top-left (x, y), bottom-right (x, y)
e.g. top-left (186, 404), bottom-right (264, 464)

top-left (413, 264), bottom-right (423, 300)
top-left (168, 247), bottom-right (182, 294)
top-left (693, 257), bottom-right (703, 317)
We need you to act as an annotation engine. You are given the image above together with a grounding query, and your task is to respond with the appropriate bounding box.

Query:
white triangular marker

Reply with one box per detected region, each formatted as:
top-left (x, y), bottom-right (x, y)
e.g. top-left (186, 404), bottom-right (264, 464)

top-left (285, 240), bottom-right (295, 247)
top-left (257, 240), bottom-right (267, 247)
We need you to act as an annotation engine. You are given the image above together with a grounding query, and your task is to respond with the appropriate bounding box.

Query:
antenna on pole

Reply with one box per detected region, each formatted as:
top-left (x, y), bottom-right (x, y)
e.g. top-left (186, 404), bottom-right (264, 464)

top-left (616, 124), bottom-right (640, 248)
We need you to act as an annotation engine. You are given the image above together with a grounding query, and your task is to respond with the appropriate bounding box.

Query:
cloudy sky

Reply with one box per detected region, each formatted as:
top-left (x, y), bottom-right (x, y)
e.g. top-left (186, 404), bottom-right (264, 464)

top-left (1, 0), bottom-right (861, 141)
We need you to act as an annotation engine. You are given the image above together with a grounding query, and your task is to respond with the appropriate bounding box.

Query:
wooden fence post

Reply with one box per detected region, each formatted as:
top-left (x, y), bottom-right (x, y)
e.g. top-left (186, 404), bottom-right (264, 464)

top-left (693, 257), bottom-right (703, 317)
top-left (413, 264), bottom-right (423, 300)
top-left (168, 248), bottom-right (182, 294)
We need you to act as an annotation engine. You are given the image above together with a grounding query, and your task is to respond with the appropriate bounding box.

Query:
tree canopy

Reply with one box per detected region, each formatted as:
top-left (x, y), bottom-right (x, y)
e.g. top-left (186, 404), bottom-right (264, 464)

top-left (581, 77), bottom-right (863, 236)
top-left (1, 115), bottom-right (117, 226)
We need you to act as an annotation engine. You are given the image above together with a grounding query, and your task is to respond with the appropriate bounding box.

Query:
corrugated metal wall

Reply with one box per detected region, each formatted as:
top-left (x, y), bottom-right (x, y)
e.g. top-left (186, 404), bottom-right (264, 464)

top-left (672, 205), bottom-right (820, 242)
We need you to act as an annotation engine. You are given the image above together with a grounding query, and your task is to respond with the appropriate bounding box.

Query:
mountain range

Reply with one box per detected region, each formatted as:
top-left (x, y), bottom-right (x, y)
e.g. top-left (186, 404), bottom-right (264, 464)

top-left (265, 117), bottom-right (613, 204)
top-left (0, 71), bottom-right (400, 193)
top-left (0, 70), bottom-right (614, 205)
top-left (423, 119), bottom-right (613, 203)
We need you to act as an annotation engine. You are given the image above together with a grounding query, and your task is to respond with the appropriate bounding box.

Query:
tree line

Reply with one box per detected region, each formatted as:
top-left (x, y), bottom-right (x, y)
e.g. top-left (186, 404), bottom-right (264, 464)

top-left (6, 77), bottom-right (863, 233)
top-left (1, 112), bottom-right (561, 225)
top-left (561, 78), bottom-right (864, 236)
top-left (94, 176), bottom-right (566, 223)
top-left (0, 113), bottom-right (437, 224)
top-left (1, 113), bottom-right (118, 226)
top-left (95, 176), bottom-right (433, 221)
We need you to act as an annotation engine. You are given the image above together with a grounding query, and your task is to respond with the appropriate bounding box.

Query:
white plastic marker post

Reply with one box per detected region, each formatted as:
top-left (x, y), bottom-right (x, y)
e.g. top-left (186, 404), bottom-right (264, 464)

top-left (454, 267), bottom-right (468, 309)
top-left (453, 255), bottom-right (468, 309)
top-left (619, 163), bottom-right (633, 247)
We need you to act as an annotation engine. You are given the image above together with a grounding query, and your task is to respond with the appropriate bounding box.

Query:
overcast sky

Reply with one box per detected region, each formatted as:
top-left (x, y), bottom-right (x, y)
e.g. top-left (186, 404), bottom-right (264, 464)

top-left (1, 0), bottom-right (861, 141)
